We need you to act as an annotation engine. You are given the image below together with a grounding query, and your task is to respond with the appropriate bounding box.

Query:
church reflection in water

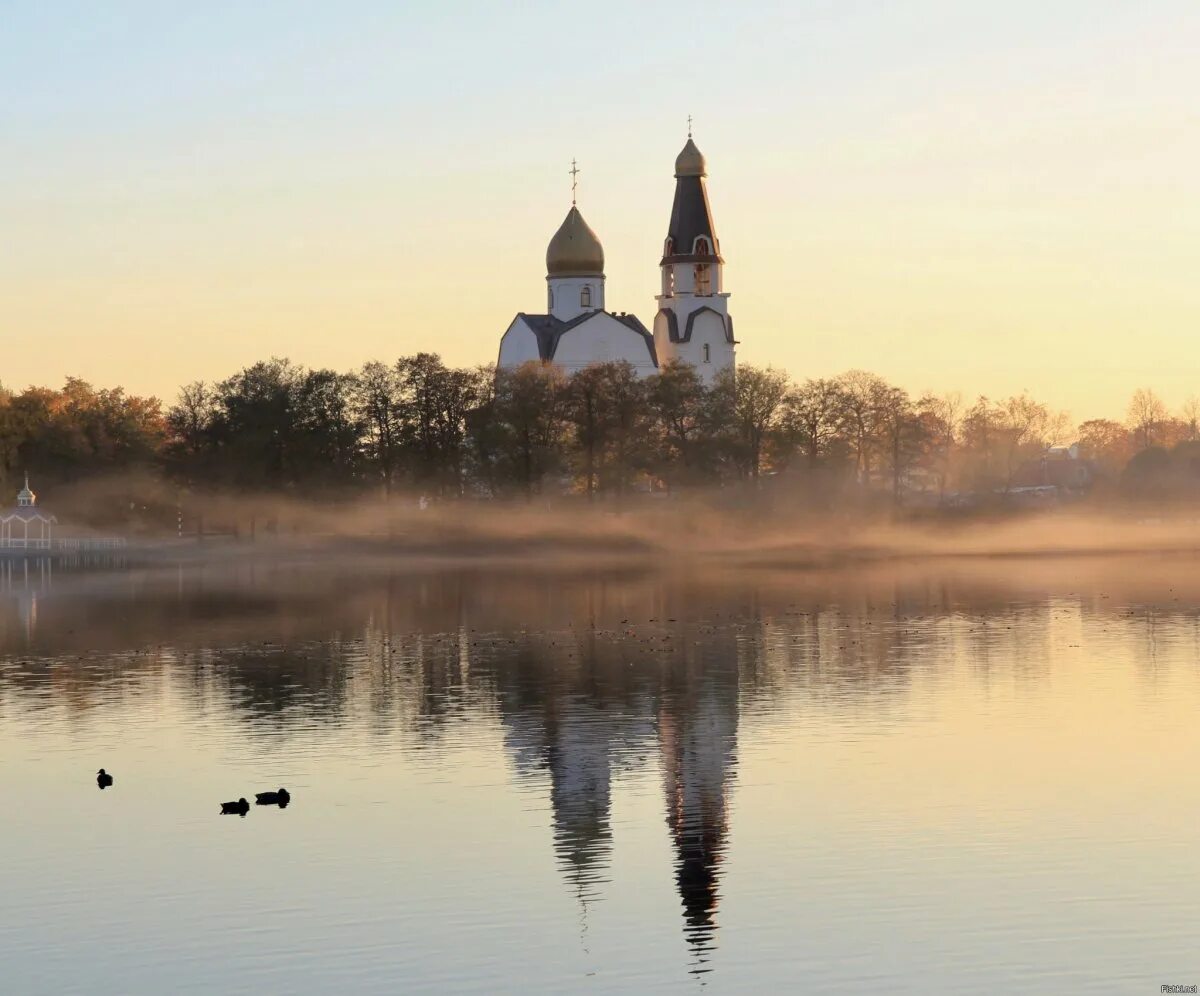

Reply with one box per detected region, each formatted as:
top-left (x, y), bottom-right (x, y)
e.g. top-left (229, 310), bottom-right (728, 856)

top-left (491, 615), bottom-right (740, 970)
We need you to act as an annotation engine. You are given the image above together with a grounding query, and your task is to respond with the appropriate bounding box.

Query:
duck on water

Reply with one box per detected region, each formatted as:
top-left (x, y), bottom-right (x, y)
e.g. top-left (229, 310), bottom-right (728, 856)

top-left (97, 769), bottom-right (113, 789)
top-left (255, 788), bottom-right (290, 807)
top-left (220, 798), bottom-right (250, 816)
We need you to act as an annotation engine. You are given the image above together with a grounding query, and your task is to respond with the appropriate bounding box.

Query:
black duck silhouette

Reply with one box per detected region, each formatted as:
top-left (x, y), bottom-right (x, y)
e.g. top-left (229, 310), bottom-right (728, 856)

top-left (220, 798), bottom-right (250, 816)
top-left (97, 769), bottom-right (114, 789)
top-left (255, 788), bottom-right (291, 807)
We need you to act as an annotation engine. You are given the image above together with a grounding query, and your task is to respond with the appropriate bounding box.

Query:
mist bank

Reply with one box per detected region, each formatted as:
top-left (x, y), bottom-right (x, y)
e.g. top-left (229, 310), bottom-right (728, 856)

top-left (42, 478), bottom-right (1200, 571)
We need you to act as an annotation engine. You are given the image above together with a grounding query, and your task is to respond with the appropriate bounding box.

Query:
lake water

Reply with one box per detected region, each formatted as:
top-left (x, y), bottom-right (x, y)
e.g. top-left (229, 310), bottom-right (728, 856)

top-left (2, 554), bottom-right (1199, 994)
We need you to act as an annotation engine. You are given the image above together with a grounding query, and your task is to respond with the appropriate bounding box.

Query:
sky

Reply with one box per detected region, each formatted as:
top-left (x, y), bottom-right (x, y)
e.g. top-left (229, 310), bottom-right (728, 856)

top-left (2, 1), bottom-right (1198, 421)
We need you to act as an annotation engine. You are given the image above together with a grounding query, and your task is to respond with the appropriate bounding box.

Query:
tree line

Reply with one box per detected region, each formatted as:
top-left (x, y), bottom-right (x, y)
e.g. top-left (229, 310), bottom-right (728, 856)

top-left (3, 357), bottom-right (1200, 507)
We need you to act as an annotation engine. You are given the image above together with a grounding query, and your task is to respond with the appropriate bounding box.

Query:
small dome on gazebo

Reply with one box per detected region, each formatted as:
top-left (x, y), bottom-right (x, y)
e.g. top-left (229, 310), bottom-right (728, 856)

top-left (16, 473), bottom-right (36, 507)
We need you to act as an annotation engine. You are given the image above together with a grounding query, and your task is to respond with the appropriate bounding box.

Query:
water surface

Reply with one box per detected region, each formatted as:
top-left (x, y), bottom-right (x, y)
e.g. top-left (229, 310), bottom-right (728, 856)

top-left (2, 555), bottom-right (1199, 993)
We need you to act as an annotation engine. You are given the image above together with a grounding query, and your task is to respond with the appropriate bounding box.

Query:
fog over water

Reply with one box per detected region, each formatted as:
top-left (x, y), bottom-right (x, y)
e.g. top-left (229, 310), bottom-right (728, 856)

top-left (2, 555), bottom-right (1199, 993)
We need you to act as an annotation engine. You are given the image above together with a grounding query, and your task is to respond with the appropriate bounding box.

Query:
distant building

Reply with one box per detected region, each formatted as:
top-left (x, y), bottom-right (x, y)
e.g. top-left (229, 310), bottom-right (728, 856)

top-left (1012, 444), bottom-right (1096, 493)
top-left (0, 475), bottom-right (57, 550)
top-left (497, 132), bottom-right (737, 384)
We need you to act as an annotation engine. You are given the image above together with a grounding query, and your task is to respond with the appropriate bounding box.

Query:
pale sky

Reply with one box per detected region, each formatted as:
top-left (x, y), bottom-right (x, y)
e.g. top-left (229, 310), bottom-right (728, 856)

top-left (2, 1), bottom-right (1197, 420)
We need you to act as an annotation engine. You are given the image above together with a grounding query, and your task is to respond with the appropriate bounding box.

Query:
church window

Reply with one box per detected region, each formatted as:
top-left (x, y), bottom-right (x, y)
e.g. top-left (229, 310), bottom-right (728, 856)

top-left (548, 287), bottom-right (554, 310)
top-left (695, 263), bottom-right (711, 296)
top-left (703, 343), bottom-right (711, 363)
top-left (696, 237), bottom-right (710, 255)
top-left (662, 267), bottom-right (674, 297)
top-left (580, 285), bottom-right (592, 308)
top-left (664, 237), bottom-right (675, 256)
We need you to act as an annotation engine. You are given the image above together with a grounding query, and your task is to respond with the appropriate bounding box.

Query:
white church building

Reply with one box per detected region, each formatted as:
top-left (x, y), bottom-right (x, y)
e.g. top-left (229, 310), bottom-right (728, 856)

top-left (497, 134), bottom-right (737, 384)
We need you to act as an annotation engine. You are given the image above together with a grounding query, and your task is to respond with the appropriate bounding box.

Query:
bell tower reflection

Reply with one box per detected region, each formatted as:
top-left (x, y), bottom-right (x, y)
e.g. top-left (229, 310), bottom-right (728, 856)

top-left (658, 656), bottom-right (739, 972)
top-left (499, 643), bottom-right (616, 911)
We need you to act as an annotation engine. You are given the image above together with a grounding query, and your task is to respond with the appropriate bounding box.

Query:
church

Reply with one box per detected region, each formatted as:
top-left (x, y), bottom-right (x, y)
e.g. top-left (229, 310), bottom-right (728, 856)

top-left (496, 133), bottom-right (737, 384)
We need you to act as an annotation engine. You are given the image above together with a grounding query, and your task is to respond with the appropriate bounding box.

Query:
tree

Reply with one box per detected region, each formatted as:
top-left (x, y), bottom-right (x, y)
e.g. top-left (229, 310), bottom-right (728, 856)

top-left (489, 362), bottom-right (568, 497)
top-left (915, 393), bottom-right (960, 500)
top-left (395, 353), bottom-right (487, 496)
top-left (712, 365), bottom-right (791, 480)
top-left (874, 386), bottom-right (925, 504)
top-left (834, 370), bottom-right (889, 485)
top-left (292, 369), bottom-right (362, 489)
top-left (208, 358), bottom-right (302, 489)
top-left (1182, 396), bottom-right (1200, 442)
top-left (785, 378), bottom-right (847, 468)
top-left (996, 393), bottom-right (1067, 488)
top-left (1127, 388), bottom-right (1167, 451)
top-left (1076, 419), bottom-right (1134, 476)
top-left (353, 361), bottom-right (404, 494)
top-left (646, 361), bottom-right (712, 488)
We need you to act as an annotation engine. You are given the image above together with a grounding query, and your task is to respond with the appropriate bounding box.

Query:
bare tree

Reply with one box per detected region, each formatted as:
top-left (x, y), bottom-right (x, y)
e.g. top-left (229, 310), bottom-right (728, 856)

top-left (916, 392), bottom-right (961, 500)
top-left (1127, 387), bottom-right (1167, 451)
top-left (1182, 396), bottom-right (1200, 442)
top-left (834, 370), bottom-right (889, 485)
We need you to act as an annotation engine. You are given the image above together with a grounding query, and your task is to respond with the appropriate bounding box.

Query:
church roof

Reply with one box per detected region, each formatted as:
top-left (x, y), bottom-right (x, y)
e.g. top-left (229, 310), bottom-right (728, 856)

top-left (663, 139), bottom-right (722, 265)
top-left (515, 311), bottom-right (657, 367)
top-left (546, 206), bottom-right (605, 277)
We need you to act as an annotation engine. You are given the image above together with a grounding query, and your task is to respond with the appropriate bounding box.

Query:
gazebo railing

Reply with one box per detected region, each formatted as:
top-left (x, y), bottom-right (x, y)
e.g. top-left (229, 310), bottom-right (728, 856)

top-left (0, 537), bottom-right (125, 552)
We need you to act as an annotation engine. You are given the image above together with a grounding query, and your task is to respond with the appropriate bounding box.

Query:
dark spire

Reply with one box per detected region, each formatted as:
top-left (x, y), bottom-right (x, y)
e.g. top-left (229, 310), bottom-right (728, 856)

top-left (662, 138), bottom-right (721, 266)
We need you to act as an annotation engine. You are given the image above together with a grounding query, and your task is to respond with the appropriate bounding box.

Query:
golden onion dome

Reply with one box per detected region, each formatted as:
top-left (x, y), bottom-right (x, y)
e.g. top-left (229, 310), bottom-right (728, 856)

top-left (674, 138), bottom-right (707, 178)
top-left (546, 206), bottom-right (604, 277)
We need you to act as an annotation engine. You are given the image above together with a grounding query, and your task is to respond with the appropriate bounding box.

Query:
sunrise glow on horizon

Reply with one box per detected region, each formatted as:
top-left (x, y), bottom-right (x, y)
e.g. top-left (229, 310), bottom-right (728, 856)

top-left (3, 1), bottom-right (1198, 420)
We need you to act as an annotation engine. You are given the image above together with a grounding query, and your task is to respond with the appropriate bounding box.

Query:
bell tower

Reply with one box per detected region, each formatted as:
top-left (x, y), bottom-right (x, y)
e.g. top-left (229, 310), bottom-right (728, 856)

top-left (652, 127), bottom-right (736, 383)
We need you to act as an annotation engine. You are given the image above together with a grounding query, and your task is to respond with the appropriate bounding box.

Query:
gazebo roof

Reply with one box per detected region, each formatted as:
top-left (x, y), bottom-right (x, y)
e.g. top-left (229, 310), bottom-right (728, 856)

top-left (1, 507), bottom-right (57, 523)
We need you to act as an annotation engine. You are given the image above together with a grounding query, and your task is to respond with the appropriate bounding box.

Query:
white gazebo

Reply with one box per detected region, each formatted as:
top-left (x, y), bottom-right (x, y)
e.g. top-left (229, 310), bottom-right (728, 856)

top-left (0, 475), bottom-right (58, 550)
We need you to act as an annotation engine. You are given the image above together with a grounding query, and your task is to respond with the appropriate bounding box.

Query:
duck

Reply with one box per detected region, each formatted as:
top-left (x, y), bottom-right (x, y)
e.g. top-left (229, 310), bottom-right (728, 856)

top-left (254, 788), bottom-right (291, 807)
top-left (220, 798), bottom-right (250, 816)
top-left (97, 769), bottom-right (114, 789)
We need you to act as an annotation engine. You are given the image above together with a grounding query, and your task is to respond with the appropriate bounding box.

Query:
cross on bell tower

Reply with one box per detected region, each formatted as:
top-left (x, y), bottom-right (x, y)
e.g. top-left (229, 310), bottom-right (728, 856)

top-left (570, 159), bottom-right (580, 205)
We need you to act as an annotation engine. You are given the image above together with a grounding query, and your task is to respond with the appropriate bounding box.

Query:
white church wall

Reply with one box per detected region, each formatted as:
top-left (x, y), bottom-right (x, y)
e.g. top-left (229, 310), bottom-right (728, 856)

top-left (497, 318), bottom-right (542, 369)
top-left (652, 307), bottom-right (735, 384)
top-left (676, 308), bottom-right (734, 384)
top-left (551, 313), bottom-right (657, 377)
top-left (652, 311), bottom-right (678, 366)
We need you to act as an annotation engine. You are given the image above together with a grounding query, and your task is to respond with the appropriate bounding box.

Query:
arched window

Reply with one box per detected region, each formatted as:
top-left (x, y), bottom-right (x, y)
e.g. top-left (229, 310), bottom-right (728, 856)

top-left (548, 287), bottom-right (554, 310)
top-left (580, 285), bottom-right (592, 308)
top-left (664, 237), bottom-right (675, 256)
top-left (694, 263), bottom-right (711, 296)
top-left (703, 343), bottom-right (711, 363)
top-left (695, 237), bottom-right (710, 255)
top-left (662, 267), bottom-right (674, 297)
